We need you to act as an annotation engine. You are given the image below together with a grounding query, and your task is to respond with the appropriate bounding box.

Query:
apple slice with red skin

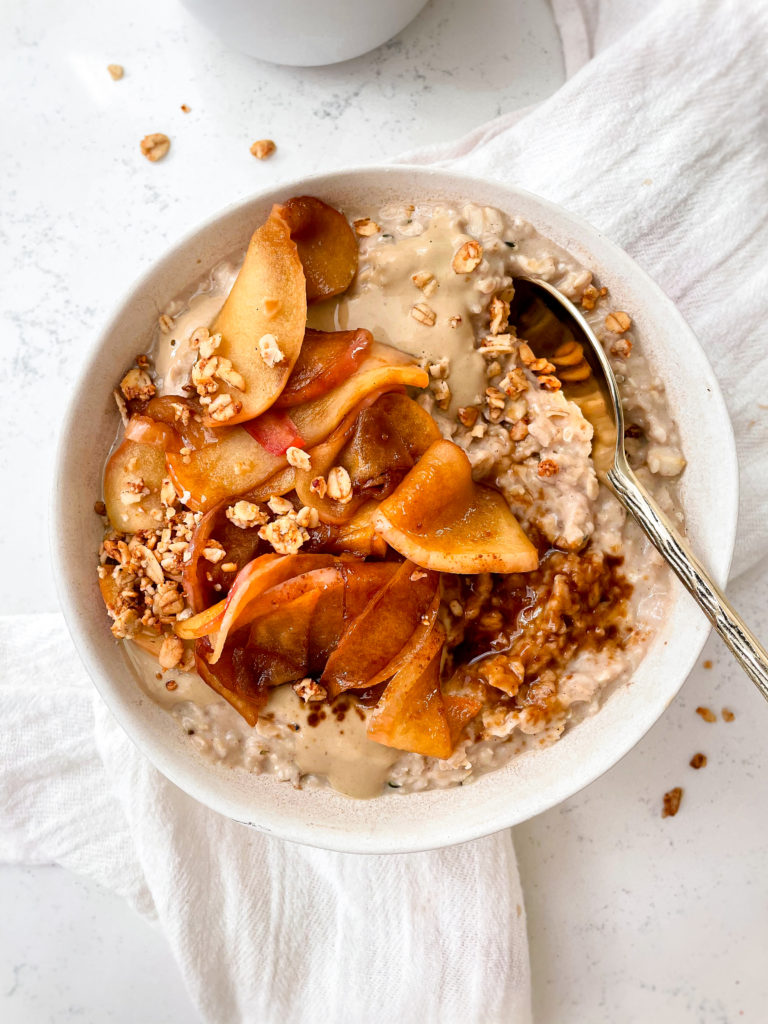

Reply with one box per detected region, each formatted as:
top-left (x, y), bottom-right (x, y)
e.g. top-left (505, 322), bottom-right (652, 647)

top-left (366, 626), bottom-right (452, 759)
top-left (373, 439), bottom-right (539, 574)
top-left (274, 328), bottom-right (372, 408)
top-left (276, 196), bottom-right (358, 303)
top-left (321, 560), bottom-right (439, 697)
top-left (203, 206), bottom-right (307, 427)
top-left (242, 410), bottom-right (305, 456)
top-left (104, 434), bottom-right (167, 533)
top-left (167, 352), bottom-right (429, 511)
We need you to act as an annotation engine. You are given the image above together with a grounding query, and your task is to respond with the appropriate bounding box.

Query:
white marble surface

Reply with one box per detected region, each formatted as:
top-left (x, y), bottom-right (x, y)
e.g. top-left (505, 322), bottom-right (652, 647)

top-left (2, 0), bottom-right (767, 1021)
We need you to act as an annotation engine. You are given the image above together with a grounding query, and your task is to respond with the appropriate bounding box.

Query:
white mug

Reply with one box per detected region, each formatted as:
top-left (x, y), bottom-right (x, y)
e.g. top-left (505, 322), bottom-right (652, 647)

top-left (181, 0), bottom-right (429, 66)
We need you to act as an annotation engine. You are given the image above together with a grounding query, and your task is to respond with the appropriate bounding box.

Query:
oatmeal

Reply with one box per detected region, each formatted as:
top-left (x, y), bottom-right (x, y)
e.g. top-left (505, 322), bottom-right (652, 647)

top-left (96, 196), bottom-right (685, 799)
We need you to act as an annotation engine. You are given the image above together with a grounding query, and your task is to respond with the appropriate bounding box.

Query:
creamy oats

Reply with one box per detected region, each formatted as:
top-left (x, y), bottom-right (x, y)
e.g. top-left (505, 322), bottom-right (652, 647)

top-left (97, 199), bottom-right (685, 799)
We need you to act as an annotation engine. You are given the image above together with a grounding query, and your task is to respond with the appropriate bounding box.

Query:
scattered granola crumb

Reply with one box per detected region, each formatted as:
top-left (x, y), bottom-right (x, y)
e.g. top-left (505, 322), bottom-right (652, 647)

top-left (259, 516), bottom-right (309, 555)
top-left (180, 104), bottom-right (190, 113)
top-left (140, 133), bottom-right (171, 162)
top-left (410, 302), bottom-right (436, 327)
top-left (489, 295), bottom-right (510, 335)
top-left (452, 240), bottom-right (483, 275)
top-left (354, 218), bottom-right (380, 237)
top-left (537, 375), bottom-right (562, 392)
top-left (158, 313), bottom-right (174, 333)
top-left (690, 753), bottom-right (707, 769)
top-left (448, 315), bottom-right (462, 329)
top-left (703, 659), bottom-right (712, 669)
top-left (293, 678), bottom-right (327, 703)
top-left (327, 466), bottom-right (353, 504)
top-left (295, 505), bottom-right (320, 529)
top-left (159, 635), bottom-right (184, 670)
top-left (268, 494), bottom-right (294, 516)
top-left (610, 337), bottom-right (633, 359)
top-left (457, 406), bottom-right (478, 428)
top-left (250, 139), bottom-right (276, 160)
top-left (662, 787), bottom-right (683, 818)
top-left (165, 679), bottom-right (178, 691)
top-left (581, 285), bottom-right (599, 311)
top-left (449, 600), bottom-right (463, 617)
top-left (410, 570), bottom-right (428, 582)
top-left (226, 500), bottom-right (267, 529)
top-left (696, 706), bottom-right (717, 723)
top-left (202, 540), bottom-right (226, 564)
top-left (432, 379), bottom-right (451, 411)
top-left (258, 333), bottom-right (284, 366)
top-left (538, 459), bottom-right (559, 478)
top-left (286, 446), bottom-right (311, 471)
top-left (220, 562), bottom-right (238, 573)
top-left (310, 476), bottom-right (327, 499)
top-left (207, 393), bottom-right (242, 422)
top-left (120, 366), bottom-right (156, 402)
top-left (605, 311), bottom-right (632, 333)
top-left (721, 708), bottom-right (735, 722)
top-left (94, 500), bottom-right (107, 516)
top-left (107, 64), bottom-right (124, 81)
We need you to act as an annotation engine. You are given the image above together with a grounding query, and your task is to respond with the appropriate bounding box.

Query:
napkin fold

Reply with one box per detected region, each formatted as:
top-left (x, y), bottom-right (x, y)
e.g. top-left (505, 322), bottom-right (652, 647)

top-left (3, 1), bottom-right (768, 1022)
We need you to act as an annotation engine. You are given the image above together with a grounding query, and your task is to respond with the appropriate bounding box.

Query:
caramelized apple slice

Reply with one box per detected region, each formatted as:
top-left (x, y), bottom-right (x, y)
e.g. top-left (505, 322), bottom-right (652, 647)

top-left (207, 554), bottom-right (338, 662)
top-left (373, 440), bottom-right (539, 574)
top-left (366, 627), bottom-right (452, 759)
top-left (339, 393), bottom-right (442, 496)
top-left (274, 328), bottom-right (372, 407)
top-left (243, 410), bottom-right (305, 456)
top-left (246, 589), bottom-right (322, 688)
top-left (168, 352), bottom-right (429, 511)
top-left (195, 635), bottom-right (267, 726)
top-left (330, 502), bottom-right (388, 558)
top-left (205, 206), bottom-right (307, 426)
top-left (104, 435), bottom-right (167, 533)
top-left (443, 695), bottom-right (483, 746)
top-left (124, 415), bottom-right (182, 452)
top-left (276, 196), bottom-right (358, 302)
top-left (321, 560), bottom-right (438, 696)
top-left (361, 591), bottom-right (440, 689)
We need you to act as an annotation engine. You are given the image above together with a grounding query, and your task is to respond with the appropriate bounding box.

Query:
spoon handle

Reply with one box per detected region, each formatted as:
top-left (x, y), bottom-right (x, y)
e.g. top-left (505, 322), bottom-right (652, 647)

top-left (608, 459), bottom-right (768, 700)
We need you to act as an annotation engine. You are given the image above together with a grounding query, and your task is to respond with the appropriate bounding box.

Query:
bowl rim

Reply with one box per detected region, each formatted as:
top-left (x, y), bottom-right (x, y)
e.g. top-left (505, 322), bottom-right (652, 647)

top-left (51, 164), bottom-right (739, 853)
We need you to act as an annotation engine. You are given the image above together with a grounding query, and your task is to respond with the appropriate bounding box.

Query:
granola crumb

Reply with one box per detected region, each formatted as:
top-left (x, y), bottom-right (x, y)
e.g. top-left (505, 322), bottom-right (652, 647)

top-left (267, 494), bottom-right (294, 516)
top-left (107, 64), bottom-right (124, 81)
top-left (293, 678), bottom-right (327, 703)
top-left (159, 634), bottom-right (184, 670)
top-left (690, 753), bottom-right (707, 769)
top-left (310, 476), bottom-right (327, 499)
top-left (410, 302), bottom-right (436, 327)
top-left (259, 516), bottom-right (309, 555)
top-left (207, 393), bottom-right (242, 422)
top-left (165, 679), bottom-right (178, 691)
top-left (605, 311), bottom-right (632, 333)
top-left (354, 218), bottom-right (380, 237)
top-left (537, 374), bottom-right (562, 392)
top-left (220, 562), bottom-right (238, 573)
top-left (538, 459), bottom-right (559, 478)
top-left (286, 446), bottom-right (311, 471)
top-left (661, 786), bottom-right (683, 818)
top-left (180, 104), bottom-right (190, 113)
top-left (120, 366), bottom-right (156, 402)
top-left (452, 240), bottom-right (483, 275)
top-left (449, 600), bottom-right (464, 617)
top-left (410, 570), bottom-right (428, 582)
top-left (703, 659), bottom-right (713, 669)
top-left (432, 379), bottom-right (451, 411)
top-left (489, 295), bottom-right (510, 335)
top-left (202, 540), bottom-right (226, 564)
top-left (226, 500), bottom-right (267, 529)
top-left (457, 406), bottom-right (478, 428)
top-left (94, 500), bottom-right (107, 516)
top-left (295, 505), bottom-right (320, 529)
top-left (326, 466), bottom-right (353, 504)
top-left (696, 706), bottom-right (717, 723)
top-left (250, 139), bottom-right (276, 160)
top-left (721, 708), bottom-right (735, 722)
top-left (581, 285), bottom-right (599, 311)
top-left (158, 313), bottom-right (174, 334)
top-left (448, 315), bottom-right (462, 329)
top-left (140, 133), bottom-right (171, 162)
top-left (258, 333), bottom-right (284, 367)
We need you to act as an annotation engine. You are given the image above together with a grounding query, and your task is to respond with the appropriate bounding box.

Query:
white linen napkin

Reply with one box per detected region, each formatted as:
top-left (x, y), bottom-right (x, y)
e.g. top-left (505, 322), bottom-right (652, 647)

top-left (3, 1), bottom-right (767, 1022)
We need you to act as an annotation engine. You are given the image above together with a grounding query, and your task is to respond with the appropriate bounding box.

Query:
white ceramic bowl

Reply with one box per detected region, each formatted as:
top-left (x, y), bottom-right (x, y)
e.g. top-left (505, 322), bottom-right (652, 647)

top-left (53, 167), bottom-right (738, 853)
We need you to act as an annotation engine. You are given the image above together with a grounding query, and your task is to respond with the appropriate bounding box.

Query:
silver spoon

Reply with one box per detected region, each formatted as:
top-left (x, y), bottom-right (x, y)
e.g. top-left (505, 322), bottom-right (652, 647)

top-left (509, 276), bottom-right (768, 699)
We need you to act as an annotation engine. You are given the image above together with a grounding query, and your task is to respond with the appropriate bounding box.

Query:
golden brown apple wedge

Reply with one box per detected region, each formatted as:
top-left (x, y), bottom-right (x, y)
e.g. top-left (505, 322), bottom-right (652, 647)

top-left (167, 351), bottom-right (429, 511)
top-left (204, 206), bottom-right (307, 426)
top-left (276, 196), bottom-right (358, 302)
top-left (373, 439), bottom-right (539, 574)
top-left (104, 435), bottom-right (167, 533)
top-left (443, 694), bottom-right (483, 746)
top-left (366, 626), bottom-right (453, 759)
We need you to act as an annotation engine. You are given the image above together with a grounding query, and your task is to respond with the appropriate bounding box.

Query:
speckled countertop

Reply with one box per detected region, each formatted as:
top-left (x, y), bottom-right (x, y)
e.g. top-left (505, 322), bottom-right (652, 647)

top-left (2, 0), bottom-right (767, 1021)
